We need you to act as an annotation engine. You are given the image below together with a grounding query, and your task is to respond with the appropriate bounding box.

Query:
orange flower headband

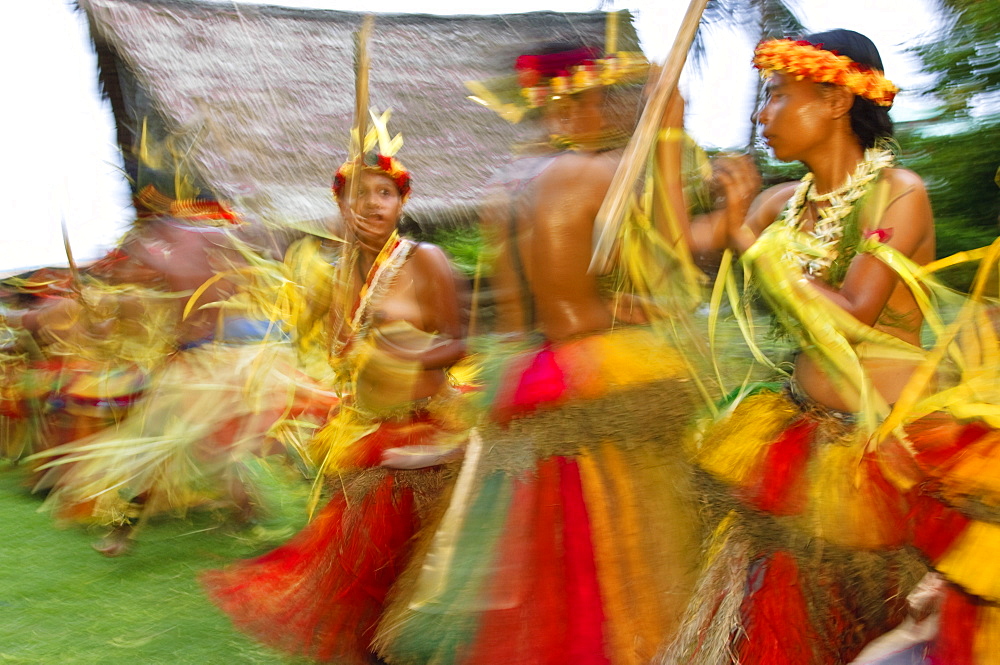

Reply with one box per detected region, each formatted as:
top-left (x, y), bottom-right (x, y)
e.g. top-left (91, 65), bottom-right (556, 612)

top-left (332, 152), bottom-right (411, 202)
top-left (516, 48), bottom-right (649, 109)
top-left (753, 39), bottom-right (898, 107)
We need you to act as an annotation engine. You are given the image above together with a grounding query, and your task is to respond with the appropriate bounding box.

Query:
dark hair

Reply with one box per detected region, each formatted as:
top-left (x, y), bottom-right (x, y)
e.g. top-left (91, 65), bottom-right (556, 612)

top-left (802, 29), bottom-right (893, 149)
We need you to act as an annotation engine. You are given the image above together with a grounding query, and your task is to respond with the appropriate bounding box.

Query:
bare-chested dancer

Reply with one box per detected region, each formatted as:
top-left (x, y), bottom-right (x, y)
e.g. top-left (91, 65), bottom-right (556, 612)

top-left (376, 44), bottom-right (701, 665)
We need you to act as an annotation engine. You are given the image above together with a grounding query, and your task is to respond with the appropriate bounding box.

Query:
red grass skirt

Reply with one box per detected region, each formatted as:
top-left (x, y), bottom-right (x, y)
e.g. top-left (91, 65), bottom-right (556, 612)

top-left (900, 415), bottom-right (1000, 664)
top-left (375, 329), bottom-right (700, 665)
top-left (663, 387), bottom-right (925, 665)
top-left (202, 413), bottom-right (455, 664)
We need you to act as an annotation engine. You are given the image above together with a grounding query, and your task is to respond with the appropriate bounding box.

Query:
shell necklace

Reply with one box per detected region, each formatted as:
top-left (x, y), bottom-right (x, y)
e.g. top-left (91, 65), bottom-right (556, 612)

top-left (778, 147), bottom-right (894, 278)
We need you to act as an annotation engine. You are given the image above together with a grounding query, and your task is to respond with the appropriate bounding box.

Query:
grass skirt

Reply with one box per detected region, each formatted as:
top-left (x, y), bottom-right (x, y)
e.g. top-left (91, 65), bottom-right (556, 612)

top-left (202, 407), bottom-right (462, 665)
top-left (898, 415), bottom-right (1000, 664)
top-left (661, 386), bottom-right (928, 665)
top-left (1, 356), bottom-right (147, 463)
top-left (375, 327), bottom-right (702, 665)
top-left (30, 342), bottom-right (333, 525)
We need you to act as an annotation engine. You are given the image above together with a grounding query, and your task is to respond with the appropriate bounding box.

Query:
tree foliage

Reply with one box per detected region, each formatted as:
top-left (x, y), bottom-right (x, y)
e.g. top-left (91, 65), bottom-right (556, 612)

top-left (909, 0), bottom-right (1000, 117)
top-left (901, 0), bottom-right (999, 287)
top-left (694, 0), bottom-right (805, 71)
top-left (899, 122), bottom-right (1000, 256)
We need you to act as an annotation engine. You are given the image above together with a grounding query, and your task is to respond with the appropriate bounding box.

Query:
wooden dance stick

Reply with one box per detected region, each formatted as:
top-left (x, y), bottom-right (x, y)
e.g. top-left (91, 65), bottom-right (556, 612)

top-left (61, 217), bottom-right (97, 319)
top-left (331, 14), bottom-right (374, 357)
top-left (346, 13), bottom-right (374, 209)
top-left (590, 0), bottom-right (710, 273)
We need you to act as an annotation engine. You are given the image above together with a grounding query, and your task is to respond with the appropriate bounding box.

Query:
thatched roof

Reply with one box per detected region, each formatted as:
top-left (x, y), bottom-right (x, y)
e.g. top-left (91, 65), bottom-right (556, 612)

top-left (80, 0), bottom-right (643, 232)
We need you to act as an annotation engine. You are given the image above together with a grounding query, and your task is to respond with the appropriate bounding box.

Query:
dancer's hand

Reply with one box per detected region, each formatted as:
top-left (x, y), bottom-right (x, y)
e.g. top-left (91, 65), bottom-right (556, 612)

top-left (710, 154), bottom-right (761, 253)
top-left (29, 298), bottom-right (97, 345)
top-left (907, 571), bottom-right (945, 623)
top-left (847, 572), bottom-right (944, 664)
top-left (380, 445), bottom-right (464, 469)
top-left (612, 293), bottom-right (651, 325)
top-left (662, 86), bottom-right (685, 130)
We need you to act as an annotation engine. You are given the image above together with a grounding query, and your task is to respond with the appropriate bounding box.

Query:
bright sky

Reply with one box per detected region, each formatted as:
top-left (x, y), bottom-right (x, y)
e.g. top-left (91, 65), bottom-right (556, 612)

top-left (0, 0), bottom-right (942, 272)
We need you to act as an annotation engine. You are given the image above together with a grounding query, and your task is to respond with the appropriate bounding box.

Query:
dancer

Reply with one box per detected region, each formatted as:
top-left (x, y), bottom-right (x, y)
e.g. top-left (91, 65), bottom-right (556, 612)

top-left (30, 194), bottom-right (335, 556)
top-left (660, 30), bottom-right (936, 664)
top-left (0, 245), bottom-right (173, 462)
top-left (202, 115), bottom-right (469, 665)
top-left (375, 43), bottom-right (701, 665)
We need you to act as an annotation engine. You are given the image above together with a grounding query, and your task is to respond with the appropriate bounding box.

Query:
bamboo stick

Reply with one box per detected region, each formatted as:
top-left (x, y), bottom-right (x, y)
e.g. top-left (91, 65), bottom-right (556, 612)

top-left (590, 0), bottom-right (710, 273)
top-left (347, 14), bottom-right (375, 209)
top-left (331, 14), bottom-right (374, 360)
top-left (60, 217), bottom-right (97, 319)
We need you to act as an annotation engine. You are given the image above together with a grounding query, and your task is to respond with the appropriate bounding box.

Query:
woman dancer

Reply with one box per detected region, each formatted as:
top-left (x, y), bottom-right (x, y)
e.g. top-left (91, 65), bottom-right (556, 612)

top-left (30, 200), bottom-right (335, 556)
top-left (375, 44), bottom-right (701, 665)
top-left (660, 30), bottom-right (936, 664)
top-left (202, 118), bottom-right (468, 665)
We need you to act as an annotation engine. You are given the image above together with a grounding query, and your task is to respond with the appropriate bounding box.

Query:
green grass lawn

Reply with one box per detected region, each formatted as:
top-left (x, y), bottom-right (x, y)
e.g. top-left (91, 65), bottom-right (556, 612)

top-left (0, 460), bottom-right (314, 665)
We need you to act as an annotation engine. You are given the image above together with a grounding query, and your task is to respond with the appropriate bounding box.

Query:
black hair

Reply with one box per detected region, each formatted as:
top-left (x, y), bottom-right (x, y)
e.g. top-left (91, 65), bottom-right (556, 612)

top-left (802, 29), bottom-right (894, 149)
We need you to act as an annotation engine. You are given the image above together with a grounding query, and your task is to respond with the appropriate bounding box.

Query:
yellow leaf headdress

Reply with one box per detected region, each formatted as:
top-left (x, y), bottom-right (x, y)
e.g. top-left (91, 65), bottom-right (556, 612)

top-left (464, 11), bottom-right (648, 124)
top-left (135, 117), bottom-right (240, 225)
top-left (332, 109), bottom-right (411, 202)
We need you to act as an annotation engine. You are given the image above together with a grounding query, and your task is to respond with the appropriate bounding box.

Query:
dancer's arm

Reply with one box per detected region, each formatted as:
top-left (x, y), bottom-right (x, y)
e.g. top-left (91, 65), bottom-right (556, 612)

top-left (803, 169), bottom-right (934, 327)
top-left (655, 91), bottom-right (763, 259)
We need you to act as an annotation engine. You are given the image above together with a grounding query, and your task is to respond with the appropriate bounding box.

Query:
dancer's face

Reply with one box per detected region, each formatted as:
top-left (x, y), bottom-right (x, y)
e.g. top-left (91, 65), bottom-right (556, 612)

top-left (546, 87), bottom-right (606, 138)
top-left (342, 171), bottom-right (403, 251)
top-left (757, 72), bottom-right (835, 163)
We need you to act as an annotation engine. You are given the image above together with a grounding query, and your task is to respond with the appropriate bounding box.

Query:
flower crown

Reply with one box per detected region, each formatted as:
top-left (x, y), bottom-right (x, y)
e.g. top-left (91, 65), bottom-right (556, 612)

top-left (332, 109), bottom-right (411, 202)
top-left (753, 38), bottom-right (898, 107)
top-left (515, 47), bottom-right (649, 110)
top-left (332, 153), bottom-right (411, 202)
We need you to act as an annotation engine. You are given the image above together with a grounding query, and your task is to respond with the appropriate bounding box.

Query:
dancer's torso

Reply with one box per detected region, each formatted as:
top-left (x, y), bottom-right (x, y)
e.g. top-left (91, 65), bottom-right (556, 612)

top-left (344, 254), bottom-right (449, 412)
top-left (489, 150), bottom-right (620, 343)
top-left (760, 176), bottom-right (935, 412)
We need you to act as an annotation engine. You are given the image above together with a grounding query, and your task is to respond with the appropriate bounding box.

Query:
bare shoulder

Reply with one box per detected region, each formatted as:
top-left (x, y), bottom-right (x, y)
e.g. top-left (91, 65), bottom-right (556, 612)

top-left (530, 152), bottom-right (618, 237)
top-left (881, 167), bottom-right (929, 197)
top-left (746, 180), bottom-right (799, 233)
top-left (871, 167), bottom-right (934, 251)
top-left (408, 242), bottom-right (453, 276)
top-left (536, 151), bottom-right (617, 195)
